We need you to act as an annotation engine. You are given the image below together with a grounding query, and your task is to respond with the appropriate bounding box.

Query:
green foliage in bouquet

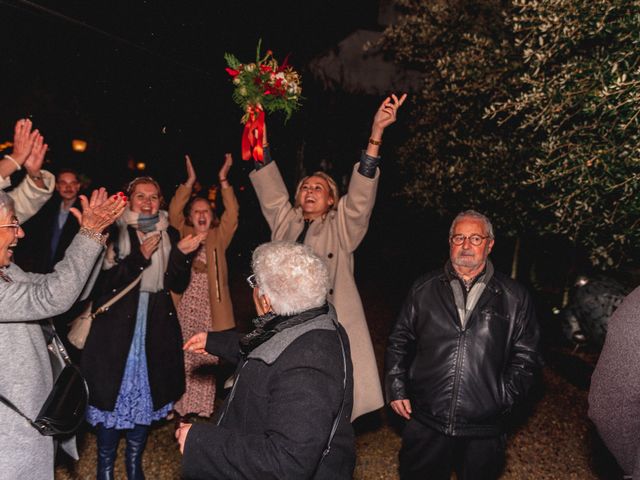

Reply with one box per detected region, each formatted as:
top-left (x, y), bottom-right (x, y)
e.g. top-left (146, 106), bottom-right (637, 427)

top-left (224, 40), bottom-right (302, 122)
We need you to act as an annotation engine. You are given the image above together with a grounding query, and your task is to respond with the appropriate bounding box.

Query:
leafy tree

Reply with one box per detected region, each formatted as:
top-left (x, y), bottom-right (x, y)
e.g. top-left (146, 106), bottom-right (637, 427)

top-left (380, 0), bottom-right (539, 240)
top-left (488, 0), bottom-right (640, 267)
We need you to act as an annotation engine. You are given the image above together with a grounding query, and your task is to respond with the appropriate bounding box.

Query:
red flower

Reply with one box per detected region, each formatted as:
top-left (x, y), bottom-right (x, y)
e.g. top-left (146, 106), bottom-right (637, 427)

top-left (260, 64), bottom-right (273, 73)
top-left (278, 54), bottom-right (291, 72)
top-left (225, 68), bottom-right (239, 77)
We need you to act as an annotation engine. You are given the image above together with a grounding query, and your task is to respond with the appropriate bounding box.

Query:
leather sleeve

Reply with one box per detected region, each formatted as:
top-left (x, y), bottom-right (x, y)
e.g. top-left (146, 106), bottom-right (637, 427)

top-left (502, 289), bottom-right (542, 409)
top-left (384, 284), bottom-right (418, 402)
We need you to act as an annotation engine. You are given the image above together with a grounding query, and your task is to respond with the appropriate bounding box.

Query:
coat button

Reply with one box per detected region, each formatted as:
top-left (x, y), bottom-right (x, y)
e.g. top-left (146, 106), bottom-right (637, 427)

top-left (329, 289), bottom-right (334, 295)
top-left (328, 253), bottom-right (334, 259)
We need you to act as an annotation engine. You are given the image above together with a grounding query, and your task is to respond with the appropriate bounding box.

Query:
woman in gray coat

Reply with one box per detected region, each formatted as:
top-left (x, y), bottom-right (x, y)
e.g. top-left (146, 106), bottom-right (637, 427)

top-left (0, 188), bottom-right (125, 479)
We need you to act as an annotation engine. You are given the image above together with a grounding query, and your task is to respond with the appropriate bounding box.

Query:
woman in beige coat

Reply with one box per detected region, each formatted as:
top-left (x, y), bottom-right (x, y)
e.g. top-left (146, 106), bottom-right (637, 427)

top-left (250, 94), bottom-right (406, 419)
top-left (169, 153), bottom-right (239, 422)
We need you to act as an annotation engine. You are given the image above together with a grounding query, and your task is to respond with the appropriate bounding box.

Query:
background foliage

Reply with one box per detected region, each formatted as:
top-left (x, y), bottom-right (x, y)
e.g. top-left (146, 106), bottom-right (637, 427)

top-left (383, 0), bottom-right (640, 268)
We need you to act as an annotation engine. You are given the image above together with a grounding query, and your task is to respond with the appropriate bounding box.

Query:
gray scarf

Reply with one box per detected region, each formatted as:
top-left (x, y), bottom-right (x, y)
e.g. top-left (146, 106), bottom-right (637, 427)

top-left (103, 207), bottom-right (171, 293)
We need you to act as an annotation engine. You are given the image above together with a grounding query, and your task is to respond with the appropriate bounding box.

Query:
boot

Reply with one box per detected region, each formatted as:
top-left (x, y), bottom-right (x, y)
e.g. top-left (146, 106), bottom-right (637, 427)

top-left (125, 424), bottom-right (149, 480)
top-left (96, 425), bottom-right (120, 480)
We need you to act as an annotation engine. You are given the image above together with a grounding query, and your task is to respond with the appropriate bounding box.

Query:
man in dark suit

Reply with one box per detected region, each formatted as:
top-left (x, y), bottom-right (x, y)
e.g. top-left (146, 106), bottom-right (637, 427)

top-left (23, 168), bottom-right (82, 272)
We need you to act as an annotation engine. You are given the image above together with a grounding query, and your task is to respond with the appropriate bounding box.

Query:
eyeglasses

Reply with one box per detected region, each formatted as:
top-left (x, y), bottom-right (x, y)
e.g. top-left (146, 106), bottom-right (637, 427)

top-left (0, 220), bottom-right (20, 230)
top-left (246, 274), bottom-right (258, 289)
top-left (450, 234), bottom-right (490, 246)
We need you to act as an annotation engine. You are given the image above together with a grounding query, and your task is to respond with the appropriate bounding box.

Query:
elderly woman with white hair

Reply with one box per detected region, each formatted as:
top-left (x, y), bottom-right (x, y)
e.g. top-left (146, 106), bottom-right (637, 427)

top-left (0, 187), bottom-right (126, 479)
top-left (177, 240), bottom-right (356, 479)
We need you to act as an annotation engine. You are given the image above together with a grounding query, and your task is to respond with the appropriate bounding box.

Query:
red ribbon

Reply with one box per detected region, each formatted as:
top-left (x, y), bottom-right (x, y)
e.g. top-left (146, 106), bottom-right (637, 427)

top-left (241, 106), bottom-right (265, 162)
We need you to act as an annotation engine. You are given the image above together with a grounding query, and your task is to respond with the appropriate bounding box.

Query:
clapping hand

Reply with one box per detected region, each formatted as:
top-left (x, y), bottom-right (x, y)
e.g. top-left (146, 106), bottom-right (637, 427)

top-left (11, 119), bottom-right (39, 166)
top-left (177, 232), bottom-right (207, 255)
top-left (71, 189), bottom-right (127, 233)
top-left (140, 233), bottom-right (161, 259)
top-left (24, 133), bottom-right (48, 182)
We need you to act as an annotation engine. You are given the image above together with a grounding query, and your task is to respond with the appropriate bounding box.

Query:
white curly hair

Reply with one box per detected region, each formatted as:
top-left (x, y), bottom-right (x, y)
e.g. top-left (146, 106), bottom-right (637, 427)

top-left (252, 241), bottom-right (330, 316)
top-left (0, 191), bottom-right (15, 220)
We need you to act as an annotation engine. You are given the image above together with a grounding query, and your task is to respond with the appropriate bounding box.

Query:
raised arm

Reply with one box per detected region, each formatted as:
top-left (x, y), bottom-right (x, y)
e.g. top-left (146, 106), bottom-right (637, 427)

top-left (365, 93), bottom-right (407, 158)
top-left (217, 153), bottom-right (239, 246)
top-left (0, 190), bottom-right (126, 321)
top-left (0, 119), bottom-right (38, 181)
top-left (7, 123), bottom-right (55, 222)
top-left (168, 155), bottom-right (197, 230)
top-left (334, 94), bottom-right (407, 252)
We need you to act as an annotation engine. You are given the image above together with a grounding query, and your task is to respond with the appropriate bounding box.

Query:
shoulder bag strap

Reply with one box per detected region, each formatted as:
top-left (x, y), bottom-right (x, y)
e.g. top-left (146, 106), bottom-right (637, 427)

top-left (92, 274), bottom-right (142, 317)
top-left (0, 393), bottom-right (37, 428)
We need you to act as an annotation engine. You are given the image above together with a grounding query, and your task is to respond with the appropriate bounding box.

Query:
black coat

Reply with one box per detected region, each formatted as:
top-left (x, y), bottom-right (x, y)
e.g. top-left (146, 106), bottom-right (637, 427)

top-left (385, 268), bottom-right (541, 437)
top-left (182, 306), bottom-right (356, 480)
top-left (81, 226), bottom-right (190, 411)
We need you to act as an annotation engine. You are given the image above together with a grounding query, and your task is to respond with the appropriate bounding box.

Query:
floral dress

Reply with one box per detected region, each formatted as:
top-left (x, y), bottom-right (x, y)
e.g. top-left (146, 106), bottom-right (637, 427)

top-left (174, 247), bottom-right (218, 417)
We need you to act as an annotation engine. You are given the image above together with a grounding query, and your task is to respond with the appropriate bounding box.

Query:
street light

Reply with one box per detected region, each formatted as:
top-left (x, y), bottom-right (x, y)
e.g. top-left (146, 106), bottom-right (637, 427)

top-left (71, 139), bottom-right (87, 152)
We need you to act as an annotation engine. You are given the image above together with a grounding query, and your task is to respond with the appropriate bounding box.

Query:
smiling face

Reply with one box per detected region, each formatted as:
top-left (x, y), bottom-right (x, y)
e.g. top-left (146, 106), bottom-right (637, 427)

top-left (0, 210), bottom-right (24, 267)
top-left (188, 198), bottom-right (213, 233)
top-left (130, 182), bottom-right (160, 215)
top-left (449, 217), bottom-right (494, 275)
top-left (296, 175), bottom-right (335, 220)
top-left (55, 172), bottom-right (80, 203)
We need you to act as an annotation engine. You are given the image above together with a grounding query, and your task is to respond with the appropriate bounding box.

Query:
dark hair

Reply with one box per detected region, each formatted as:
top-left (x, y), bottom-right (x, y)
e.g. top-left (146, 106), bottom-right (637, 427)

top-left (184, 196), bottom-right (219, 228)
top-left (55, 168), bottom-right (80, 182)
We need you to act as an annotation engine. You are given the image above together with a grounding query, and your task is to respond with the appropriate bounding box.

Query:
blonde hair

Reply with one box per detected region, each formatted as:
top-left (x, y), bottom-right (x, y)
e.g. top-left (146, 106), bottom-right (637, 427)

top-left (126, 176), bottom-right (164, 207)
top-left (294, 171), bottom-right (340, 211)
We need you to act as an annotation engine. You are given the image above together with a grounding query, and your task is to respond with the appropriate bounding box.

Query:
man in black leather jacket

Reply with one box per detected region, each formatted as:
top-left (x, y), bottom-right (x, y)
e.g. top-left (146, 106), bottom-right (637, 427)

top-left (385, 210), bottom-right (541, 480)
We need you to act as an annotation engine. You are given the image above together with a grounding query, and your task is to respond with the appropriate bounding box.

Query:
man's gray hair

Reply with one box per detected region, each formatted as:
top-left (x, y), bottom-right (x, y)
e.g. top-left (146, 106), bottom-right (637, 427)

top-left (0, 190), bottom-right (15, 219)
top-left (449, 210), bottom-right (495, 239)
top-left (252, 241), bottom-right (330, 316)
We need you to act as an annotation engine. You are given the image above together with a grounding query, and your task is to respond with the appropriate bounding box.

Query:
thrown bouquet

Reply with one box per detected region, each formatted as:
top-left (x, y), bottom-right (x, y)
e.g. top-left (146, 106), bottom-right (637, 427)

top-left (225, 40), bottom-right (302, 161)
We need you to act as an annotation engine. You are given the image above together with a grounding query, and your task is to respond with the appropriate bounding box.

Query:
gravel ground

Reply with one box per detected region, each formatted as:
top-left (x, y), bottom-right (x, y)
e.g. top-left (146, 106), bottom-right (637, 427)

top-left (53, 364), bottom-right (618, 480)
top-left (55, 274), bottom-right (622, 479)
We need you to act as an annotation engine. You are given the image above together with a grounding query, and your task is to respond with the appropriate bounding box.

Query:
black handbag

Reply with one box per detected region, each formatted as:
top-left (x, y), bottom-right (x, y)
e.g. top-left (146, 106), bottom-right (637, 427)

top-left (0, 323), bottom-right (89, 437)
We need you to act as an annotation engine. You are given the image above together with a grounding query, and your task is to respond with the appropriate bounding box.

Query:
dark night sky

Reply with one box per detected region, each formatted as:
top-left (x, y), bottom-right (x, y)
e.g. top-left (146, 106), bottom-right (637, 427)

top-left (1, 0), bottom-right (381, 188)
top-left (0, 0), bottom-right (583, 325)
top-left (1, 0), bottom-right (448, 287)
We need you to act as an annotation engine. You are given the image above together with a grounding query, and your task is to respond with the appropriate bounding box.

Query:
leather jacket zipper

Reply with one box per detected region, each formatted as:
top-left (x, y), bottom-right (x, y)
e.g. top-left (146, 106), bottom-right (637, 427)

top-left (447, 331), bottom-right (466, 435)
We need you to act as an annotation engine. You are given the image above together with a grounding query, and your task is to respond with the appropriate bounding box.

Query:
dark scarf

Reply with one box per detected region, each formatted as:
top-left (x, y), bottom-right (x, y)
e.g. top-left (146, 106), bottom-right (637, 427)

top-left (239, 304), bottom-right (329, 355)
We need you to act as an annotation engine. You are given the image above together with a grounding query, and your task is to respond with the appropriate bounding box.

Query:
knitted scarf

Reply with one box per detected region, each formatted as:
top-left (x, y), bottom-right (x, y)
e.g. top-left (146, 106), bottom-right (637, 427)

top-left (239, 304), bottom-right (329, 355)
top-left (104, 207), bottom-right (171, 293)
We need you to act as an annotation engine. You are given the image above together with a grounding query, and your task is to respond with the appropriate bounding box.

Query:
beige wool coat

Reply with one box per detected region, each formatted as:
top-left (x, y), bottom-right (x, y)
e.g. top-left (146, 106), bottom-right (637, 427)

top-left (168, 184), bottom-right (239, 331)
top-left (250, 161), bottom-right (384, 419)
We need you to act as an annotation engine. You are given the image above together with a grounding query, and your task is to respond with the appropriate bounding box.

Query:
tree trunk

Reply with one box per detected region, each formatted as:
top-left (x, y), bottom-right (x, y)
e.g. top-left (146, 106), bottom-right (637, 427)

top-left (511, 236), bottom-right (521, 280)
